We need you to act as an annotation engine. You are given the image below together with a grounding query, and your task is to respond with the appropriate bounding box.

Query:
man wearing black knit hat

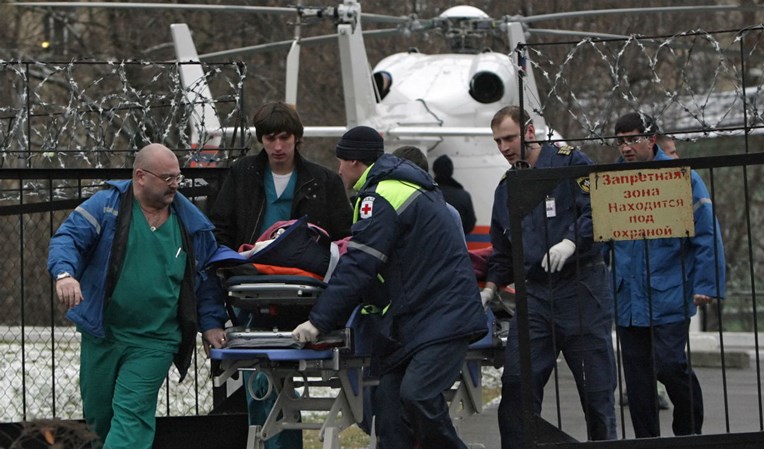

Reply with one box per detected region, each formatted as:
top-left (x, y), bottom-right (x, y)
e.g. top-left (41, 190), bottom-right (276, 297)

top-left (293, 125), bottom-right (487, 449)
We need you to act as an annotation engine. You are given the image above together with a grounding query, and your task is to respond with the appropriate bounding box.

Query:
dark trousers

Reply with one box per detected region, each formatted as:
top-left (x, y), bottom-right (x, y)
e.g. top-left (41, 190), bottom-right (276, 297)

top-left (498, 263), bottom-right (617, 449)
top-left (619, 320), bottom-right (704, 437)
top-left (374, 339), bottom-right (469, 449)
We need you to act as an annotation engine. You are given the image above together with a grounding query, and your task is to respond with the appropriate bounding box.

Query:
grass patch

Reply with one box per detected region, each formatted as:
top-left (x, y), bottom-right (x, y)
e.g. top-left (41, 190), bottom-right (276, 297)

top-left (299, 372), bottom-right (502, 449)
top-left (482, 384), bottom-right (501, 405)
top-left (302, 414), bottom-right (370, 449)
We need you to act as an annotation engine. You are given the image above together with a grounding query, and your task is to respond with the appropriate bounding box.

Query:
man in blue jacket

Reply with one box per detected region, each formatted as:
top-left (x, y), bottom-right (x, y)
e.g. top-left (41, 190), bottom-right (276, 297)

top-left (292, 126), bottom-right (487, 449)
top-left (48, 143), bottom-right (228, 449)
top-left (612, 112), bottom-right (726, 437)
top-left (484, 106), bottom-right (617, 448)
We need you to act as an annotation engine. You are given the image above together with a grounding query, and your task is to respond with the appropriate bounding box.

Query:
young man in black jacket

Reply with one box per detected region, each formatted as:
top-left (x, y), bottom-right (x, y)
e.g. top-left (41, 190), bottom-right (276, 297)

top-left (210, 101), bottom-right (352, 247)
top-left (209, 102), bottom-right (353, 449)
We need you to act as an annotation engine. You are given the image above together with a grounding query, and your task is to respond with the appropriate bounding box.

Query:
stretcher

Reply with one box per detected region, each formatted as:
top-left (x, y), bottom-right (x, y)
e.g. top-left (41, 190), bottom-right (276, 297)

top-left (210, 274), bottom-right (505, 449)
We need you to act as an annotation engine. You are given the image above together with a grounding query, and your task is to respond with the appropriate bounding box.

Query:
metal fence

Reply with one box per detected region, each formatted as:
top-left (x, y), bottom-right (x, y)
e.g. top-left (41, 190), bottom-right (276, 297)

top-left (0, 57), bottom-right (243, 425)
top-left (495, 25), bottom-right (765, 449)
top-left (505, 153), bottom-right (763, 449)
top-left (0, 168), bottom-right (226, 423)
top-left (0, 156), bottom-right (761, 449)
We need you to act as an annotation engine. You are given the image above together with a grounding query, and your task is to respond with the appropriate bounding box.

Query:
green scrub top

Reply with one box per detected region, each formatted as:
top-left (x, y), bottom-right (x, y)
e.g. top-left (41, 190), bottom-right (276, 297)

top-left (104, 200), bottom-right (186, 353)
top-left (258, 167), bottom-right (296, 237)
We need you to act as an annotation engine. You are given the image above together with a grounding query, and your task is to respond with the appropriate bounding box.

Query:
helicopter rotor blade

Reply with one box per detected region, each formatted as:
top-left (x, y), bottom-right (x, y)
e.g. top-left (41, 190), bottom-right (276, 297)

top-left (513, 5), bottom-right (763, 24)
top-left (526, 29), bottom-right (628, 40)
top-left (14, 1), bottom-right (412, 28)
top-left (360, 12), bottom-right (411, 25)
top-left (16, 2), bottom-right (761, 28)
top-left (14, 2), bottom-right (296, 15)
top-left (198, 40), bottom-right (296, 61)
top-left (360, 28), bottom-right (410, 38)
top-left (196, 28), bottom-right (402, 61)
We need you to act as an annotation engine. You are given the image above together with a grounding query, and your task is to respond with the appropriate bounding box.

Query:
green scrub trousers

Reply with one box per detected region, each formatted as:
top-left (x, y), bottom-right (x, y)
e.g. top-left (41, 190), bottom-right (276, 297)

top-left (80, 334), bottom-right (174, 449)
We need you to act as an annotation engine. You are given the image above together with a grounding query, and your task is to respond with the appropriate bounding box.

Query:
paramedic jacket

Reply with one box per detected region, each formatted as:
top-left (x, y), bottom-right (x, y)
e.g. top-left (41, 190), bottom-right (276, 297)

top-left (308, 154), bottom-right (487, 373)
top-left (613, 147), bottom-right (726, 327)
top-left (486, 143), bottom-right (602, 287)
top-left (48, 180), bottom-right (227, 380)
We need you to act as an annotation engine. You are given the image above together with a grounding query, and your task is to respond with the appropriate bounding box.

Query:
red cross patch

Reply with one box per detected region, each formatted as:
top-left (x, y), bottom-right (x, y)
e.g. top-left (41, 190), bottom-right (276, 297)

top-left (359, 196), bottom-right (375, 219)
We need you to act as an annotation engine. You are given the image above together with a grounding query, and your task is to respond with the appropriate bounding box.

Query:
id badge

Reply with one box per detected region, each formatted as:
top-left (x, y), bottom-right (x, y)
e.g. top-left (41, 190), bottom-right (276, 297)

top-left (545, 196), bottom-right (556, 218)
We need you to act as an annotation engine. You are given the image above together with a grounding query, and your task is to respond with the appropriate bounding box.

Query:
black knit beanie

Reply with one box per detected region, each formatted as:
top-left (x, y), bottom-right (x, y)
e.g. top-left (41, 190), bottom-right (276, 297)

top-left (433, 154), bottom-right (454, 179)
top-left (335, 126), bottom-right (384, 160)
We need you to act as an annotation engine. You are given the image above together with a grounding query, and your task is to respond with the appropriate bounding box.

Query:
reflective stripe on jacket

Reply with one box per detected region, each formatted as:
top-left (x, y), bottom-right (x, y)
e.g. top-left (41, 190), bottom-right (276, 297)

top-left (309, 154), bottom-right (487, 373)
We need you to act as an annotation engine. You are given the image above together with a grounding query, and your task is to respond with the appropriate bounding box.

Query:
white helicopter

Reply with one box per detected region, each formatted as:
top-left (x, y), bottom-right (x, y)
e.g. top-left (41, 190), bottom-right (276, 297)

top-left (15, 0), bottom-right (762, 247)
top-left (169, 1), bottom-right (556, 248)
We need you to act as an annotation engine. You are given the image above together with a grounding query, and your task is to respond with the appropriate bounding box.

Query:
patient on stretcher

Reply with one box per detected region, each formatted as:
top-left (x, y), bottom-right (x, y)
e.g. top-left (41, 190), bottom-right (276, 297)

top-left (207, 216), bottom-right (354, 349)
top-left (208, 217), bottom-right (505, 352)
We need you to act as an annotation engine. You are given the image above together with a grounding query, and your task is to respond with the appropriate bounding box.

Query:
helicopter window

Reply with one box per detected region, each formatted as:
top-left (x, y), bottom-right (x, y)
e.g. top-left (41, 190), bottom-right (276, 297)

top-left (469, 71), bottom-right (504, 104)
top-left (373, 71), bottom-right (392, 101)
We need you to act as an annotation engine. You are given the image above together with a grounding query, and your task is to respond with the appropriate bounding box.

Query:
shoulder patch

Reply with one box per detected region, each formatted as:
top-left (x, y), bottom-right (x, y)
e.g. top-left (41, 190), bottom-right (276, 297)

top-left (359, 196), bottom-right (375, 219)
top-left (577, 176), bottom-right (590, 193)
top-left (557, 145), bottom-right (574, 156)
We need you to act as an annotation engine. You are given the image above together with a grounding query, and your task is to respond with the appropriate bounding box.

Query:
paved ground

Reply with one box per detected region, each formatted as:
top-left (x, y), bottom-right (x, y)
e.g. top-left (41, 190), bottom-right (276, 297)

top-left (456, 351), bottom-right (764, 448)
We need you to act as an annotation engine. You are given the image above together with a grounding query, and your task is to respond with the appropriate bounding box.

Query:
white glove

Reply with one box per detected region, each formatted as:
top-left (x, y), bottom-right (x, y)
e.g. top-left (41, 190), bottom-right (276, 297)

top-left (541, 239), bottom-right (576, 273)
top-left (292, 320), bottom-right (320, 343)
top-left (480, 287), bottom-right (496, 310)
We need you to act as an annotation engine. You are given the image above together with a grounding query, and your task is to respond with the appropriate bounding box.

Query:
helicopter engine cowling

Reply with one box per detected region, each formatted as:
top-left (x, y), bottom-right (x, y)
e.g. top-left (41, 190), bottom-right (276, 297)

top-left (468, 52), bottom-right (517, 105)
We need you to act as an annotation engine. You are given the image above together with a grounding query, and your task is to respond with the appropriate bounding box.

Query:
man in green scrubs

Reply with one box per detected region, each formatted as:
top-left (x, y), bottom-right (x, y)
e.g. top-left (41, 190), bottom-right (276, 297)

top-left (49, 144), bottom-right (228, 449)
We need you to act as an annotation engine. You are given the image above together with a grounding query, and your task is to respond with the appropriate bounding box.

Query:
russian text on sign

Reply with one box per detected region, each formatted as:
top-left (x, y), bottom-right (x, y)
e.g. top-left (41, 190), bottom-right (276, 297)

top-left (591, 167), bottom-right (694, 242)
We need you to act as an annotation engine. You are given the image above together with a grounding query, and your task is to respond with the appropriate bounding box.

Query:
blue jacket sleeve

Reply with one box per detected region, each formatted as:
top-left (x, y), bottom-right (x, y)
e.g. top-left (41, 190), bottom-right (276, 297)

top-left (486, 180), bottom-right (514, 287)
top-left (194, 229), bottom-right (229, 332)
top-left (48, 193), bottom-right (107, 278)
top-left (196, 269), bottom-right (228, 332)
top-left (689, 172), bottom-right (726, 299)
top-left (565, 151), bottom-right (595, 247)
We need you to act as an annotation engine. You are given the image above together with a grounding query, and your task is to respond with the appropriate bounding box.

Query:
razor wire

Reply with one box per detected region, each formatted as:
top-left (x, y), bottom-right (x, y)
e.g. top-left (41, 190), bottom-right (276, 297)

top-left (516, 26), bottom-right (764, 157)
top-left (0, 59), bottom-right (247, 170)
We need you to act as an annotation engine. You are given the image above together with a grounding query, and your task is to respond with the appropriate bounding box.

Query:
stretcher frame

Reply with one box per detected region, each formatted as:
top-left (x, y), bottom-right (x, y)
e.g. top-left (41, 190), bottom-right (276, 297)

top-left (211, 345), bottom-right (370, 449)
top-left (211, 274), bottom-right (505, 449)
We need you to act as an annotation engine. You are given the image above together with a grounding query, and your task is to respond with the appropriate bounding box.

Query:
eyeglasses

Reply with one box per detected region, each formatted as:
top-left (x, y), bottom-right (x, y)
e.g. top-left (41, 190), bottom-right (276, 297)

top-left (141, 169), bottom-right (184, 185)
top-left (615, 136), bottom-right (647, 147)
